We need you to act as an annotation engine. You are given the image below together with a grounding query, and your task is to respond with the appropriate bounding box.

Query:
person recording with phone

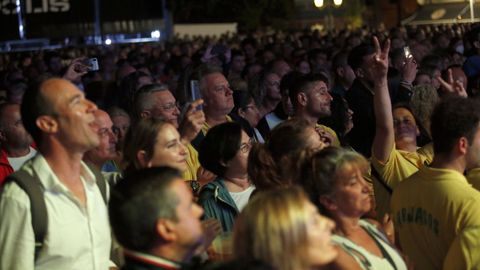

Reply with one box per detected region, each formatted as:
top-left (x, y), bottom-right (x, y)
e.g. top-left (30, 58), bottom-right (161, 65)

top-left (62, 57), bottom-right (99, 92)
top-left (132, 83), bottom-right (205, 183)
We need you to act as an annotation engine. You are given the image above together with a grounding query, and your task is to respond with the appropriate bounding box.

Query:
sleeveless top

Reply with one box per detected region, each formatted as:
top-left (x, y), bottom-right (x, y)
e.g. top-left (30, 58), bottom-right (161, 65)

top-left (332, 220), bottom-right (407, 270)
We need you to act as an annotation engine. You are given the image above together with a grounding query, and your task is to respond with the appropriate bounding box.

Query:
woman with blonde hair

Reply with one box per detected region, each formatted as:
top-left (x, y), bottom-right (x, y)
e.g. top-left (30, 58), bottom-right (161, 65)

top-left (299, 147), bottom-right (407, 270)
top-left (233, 187), bottom-right (337, 270)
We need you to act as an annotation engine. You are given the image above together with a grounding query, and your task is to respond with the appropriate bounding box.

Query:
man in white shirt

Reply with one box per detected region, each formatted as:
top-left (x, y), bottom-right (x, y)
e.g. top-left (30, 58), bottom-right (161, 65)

top-left (0, 78), bottom-right (113, 270)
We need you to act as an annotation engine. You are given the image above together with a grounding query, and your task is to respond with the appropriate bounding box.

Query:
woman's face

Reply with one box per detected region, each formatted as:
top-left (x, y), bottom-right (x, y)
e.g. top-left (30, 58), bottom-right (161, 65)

top-left (330, 163), bottom-right (372, 217)
top-left (305, 199), bottom-right (338, 266)
top-left (226, 131), bottom-right (252, 176)
top-left (145, 123), bottom-right (188, 171)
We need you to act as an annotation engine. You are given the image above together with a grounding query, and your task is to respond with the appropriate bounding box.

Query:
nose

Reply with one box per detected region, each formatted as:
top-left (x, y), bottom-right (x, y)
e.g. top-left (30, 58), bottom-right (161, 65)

top-left (226, 86), bottom-right (233, 96)
top-left (108, 129), bottom-right (117, 143)
top-left (85, 99), bottom-right (97, 112)
top-left (179, 142), bottom-right (187, 156)
top-left (173, 106), bottom-right (180, 116)
top-left (361, 177), bottom-right (372, 193)
top-left (326, 91), bottom-right (333, 101)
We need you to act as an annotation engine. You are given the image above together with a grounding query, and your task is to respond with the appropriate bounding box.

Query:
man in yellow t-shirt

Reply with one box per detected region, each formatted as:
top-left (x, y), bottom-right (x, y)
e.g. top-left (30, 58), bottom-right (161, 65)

top-left (190, 65), bottom-right (235, 151)
top-left (392, 96), bottom-right (480, 270)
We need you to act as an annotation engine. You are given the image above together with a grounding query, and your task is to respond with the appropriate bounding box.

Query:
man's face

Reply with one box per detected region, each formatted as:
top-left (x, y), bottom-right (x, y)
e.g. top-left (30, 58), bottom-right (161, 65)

top-left (111, 114), bottom-right (130, 147)
top-left (170, 179), bottom-right (204, 249)
top-left (43, 79), bottom-right (99, 151)
top-left (148, 91), bottom-right (180, 128)
top-left (265, 73), bottom-right (282, 101)
top-left (0, 104), bottom-right (32, 149)
top-left (359, 54), bottom-right (376, 82)
top-left (273, 60), bottom-right (292, 78)
top-left (87, 110), bottom-right (117, 164)
top-left (231, 55), bottom-right (246, 73)
top-left (203, 72), bottom-right (234, 116)
top-left (305, 81), bottom-right (332, 118)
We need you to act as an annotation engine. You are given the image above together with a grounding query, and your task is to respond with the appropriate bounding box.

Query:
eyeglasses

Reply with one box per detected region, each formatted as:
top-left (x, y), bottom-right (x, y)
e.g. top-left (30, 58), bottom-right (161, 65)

top-left (239, 138), bottom-right (254, 153)
top-left (158, 102), bottom-right (180, 111)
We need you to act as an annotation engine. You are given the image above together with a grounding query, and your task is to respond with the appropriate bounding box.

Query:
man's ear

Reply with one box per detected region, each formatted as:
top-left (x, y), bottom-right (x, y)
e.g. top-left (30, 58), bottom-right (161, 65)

top-left (238, 108), bottom-right (247, 119)
top-left (336, 66), bottom-right (345, 77)
top-left (36, 116), bottom-right (57, 134)
top-left (458, 136), bottom-right (469, 155)
top-left (319, 195), bottom-right (337, 212)
top-left (139, 111), bottom-right (151, 119)
top-left (136, 150), bottom-right (151, 168)
top-left (298, 92), bottom-right (308, 107)
top-left (156, 219), bottom-right (177, 242)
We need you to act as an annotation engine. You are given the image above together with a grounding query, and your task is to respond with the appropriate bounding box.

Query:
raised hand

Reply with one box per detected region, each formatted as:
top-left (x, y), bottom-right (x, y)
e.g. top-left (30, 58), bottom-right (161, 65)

top-left (367, 36), bottom-right (390, 80)
top-left (437, 68), bottom-right (468, 98)
top-left (179, 99), bottom-right (206, 143)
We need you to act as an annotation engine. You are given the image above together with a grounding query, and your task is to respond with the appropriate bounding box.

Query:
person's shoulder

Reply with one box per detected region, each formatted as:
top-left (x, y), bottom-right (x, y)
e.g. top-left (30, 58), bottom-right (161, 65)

top-left (0, 179), bottom-right (31, 208)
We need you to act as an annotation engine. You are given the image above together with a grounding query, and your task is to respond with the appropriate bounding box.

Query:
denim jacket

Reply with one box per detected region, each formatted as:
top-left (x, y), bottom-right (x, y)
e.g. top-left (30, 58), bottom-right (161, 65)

top-left (198, 178), bottom-right (239, 232)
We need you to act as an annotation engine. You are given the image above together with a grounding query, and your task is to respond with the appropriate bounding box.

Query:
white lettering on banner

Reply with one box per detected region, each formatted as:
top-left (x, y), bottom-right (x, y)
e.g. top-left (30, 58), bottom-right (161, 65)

top-left (1, 0), bottom-right (70, 15)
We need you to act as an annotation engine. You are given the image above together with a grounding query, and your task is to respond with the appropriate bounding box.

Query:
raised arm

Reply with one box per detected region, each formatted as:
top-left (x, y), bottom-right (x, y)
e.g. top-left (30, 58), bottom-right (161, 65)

top-left (371, 37), bottom-right (394, 163)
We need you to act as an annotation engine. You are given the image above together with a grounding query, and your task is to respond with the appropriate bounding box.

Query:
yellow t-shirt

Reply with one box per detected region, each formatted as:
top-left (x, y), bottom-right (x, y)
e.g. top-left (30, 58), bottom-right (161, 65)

top-left (466, 168), bottom-right (480, 191)
top-left (182, 143), bottom-right (200, 181)
top-left (370, 143), bottom-right (433, 219)
top-left (391, 166), bottom-right (480, 270)
top-left (201, 115), bottom-right (233, 136)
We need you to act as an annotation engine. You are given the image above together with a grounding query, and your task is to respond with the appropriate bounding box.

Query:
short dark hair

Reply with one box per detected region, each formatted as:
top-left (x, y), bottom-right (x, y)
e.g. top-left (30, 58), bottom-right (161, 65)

top-left (289, 73), bottom-right (329, 110)
top-left (20, 79), bottom-right (56, 145)
top-left (199, 122), bottom-right (243, 177)
top-left (347, 43), bottom-right (375, 71)
top-left (109, 167), bottom-right (181, 252)
top-left (431, 96), bottom-right (480, 155)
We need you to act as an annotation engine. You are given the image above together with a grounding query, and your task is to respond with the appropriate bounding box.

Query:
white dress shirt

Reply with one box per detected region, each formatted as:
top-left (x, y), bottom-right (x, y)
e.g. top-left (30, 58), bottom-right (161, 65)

top-left (0, 154), bottom-right (112, 270)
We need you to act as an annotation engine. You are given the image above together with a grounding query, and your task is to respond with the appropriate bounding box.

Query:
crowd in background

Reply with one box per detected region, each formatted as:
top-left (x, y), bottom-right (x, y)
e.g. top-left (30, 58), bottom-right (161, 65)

top-left (1, 23), bottom-right (480, 270)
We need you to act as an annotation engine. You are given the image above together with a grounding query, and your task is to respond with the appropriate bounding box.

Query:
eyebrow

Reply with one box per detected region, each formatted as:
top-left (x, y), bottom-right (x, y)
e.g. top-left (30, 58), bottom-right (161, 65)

top-left (68, 94), bottom-right (83, 105)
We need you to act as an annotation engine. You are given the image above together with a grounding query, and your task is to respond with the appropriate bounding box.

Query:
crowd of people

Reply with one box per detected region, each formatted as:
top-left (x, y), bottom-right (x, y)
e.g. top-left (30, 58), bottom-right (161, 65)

top-left (1, 23), bottom-right (480, 269)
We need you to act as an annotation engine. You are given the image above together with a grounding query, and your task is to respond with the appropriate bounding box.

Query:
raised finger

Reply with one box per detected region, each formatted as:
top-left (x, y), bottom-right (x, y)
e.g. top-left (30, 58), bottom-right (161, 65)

top-left (447, 68), bottom-right (454, 84)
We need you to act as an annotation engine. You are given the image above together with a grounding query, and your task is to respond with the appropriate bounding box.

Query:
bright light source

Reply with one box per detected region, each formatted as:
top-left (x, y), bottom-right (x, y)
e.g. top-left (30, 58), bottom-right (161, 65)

top-left (105, 38), bottom-right (112, 45)
top-left (333, 0), bottom-right (342, 6)
top-left (151, 30), bottom-right (161, 39)
top-left (314, 0), bottom-right (324, 8)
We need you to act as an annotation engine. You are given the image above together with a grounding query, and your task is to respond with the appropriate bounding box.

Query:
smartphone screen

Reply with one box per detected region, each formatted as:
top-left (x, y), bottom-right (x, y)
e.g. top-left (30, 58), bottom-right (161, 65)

top-left (190, 80), bottom-right (202, 110)
top-left (403, 47), bottom-right (413, 59)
